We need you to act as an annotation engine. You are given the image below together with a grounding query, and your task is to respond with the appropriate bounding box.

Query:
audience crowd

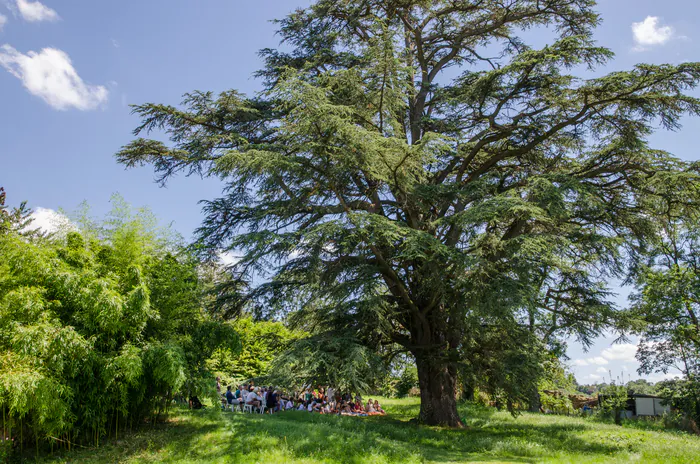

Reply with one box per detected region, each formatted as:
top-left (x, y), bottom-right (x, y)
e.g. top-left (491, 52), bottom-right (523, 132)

top-left (216, 379), bottom-right (387, 417)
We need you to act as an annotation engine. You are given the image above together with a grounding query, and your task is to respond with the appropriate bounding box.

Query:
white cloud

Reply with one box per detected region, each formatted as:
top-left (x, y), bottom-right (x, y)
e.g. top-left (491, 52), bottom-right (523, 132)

top-left (27, 207), bottom-right (73, 234)
top-left (647, 372), bottom-right (681, 383)
top-left (572, 356), bottom-right (609, 367)
top-left (15, 0), bottom-right (59, 22)
top-left (586, 374), bottom-right (602, 381)
top-left (632, 16), bottom-right (674, 50)
top-left (0, 14), bottom-right (7, 31)
top-left (596, 367), bottom-right (608, 374)
top-left (111, 39), bottom-right (119, 49)
top-left (218, 250), bottom-right (241, 267)
top-left (601, 343), bottom-right (637, 362)
top-left (0, 45), bottom-right (108, 110)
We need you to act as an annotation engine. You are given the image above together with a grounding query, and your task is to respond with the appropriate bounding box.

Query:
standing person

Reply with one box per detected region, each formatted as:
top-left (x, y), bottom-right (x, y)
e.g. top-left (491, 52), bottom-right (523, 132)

top-left (327, 386), bottom-right (335, 407)
top-left (216, 377), bottom-right (222, 395)
top-left (268, 390), bottom-right (279, 412)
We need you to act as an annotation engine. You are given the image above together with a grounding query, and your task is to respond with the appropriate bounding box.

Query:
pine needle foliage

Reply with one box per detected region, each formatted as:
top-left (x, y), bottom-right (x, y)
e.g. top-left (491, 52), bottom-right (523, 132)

top-left (117, 1), bottom-right (700, 426)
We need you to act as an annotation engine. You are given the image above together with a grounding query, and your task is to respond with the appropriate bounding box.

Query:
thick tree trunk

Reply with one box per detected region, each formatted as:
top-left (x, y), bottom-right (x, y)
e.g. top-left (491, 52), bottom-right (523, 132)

top-left (528, 388), bottom-right (541, 413)
top-left (415, 356), bottom-right (464, 427)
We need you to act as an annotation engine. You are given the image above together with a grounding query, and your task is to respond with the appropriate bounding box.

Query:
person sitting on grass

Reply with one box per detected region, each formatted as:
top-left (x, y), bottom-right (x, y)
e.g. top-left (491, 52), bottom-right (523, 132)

top-left (285, 398), bottom-right (294, 410)
top-left (189, 396), bottom-right (204, 409)
top-left (298, 400), bottom-right (307, 411)
top-left (339, 401), bottom-right (354, 415)
top-left (373, 400), bottom-right (385, 415)
top-left (366, 398), bottom-right (379, 415)
top-left (353, 400), bottom-right (364, 413)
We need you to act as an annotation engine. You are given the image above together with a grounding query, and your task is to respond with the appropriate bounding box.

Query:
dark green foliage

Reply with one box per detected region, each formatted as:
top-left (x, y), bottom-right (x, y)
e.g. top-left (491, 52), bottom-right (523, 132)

top-left (626, 379), bottom-right (658, 396)
top-left (207, 316), bottom-right (298, 382)
top-left (0, 195), bottom-right (238, 453)
top-left (628, 182), bottom-right (700, 423)
top-left (270, 334), bottom-right (387, 393)
top-left (656, 378), bottom-right (700, 426)
top-left (394, 367), bottom-right (419, 398)
top-left (117, 0), bottom-right (700, 426)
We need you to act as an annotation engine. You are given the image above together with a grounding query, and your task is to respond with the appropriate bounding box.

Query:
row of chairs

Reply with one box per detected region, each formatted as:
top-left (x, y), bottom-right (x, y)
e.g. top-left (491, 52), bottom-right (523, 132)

top-left (229, 398), bottom-right (266, 414)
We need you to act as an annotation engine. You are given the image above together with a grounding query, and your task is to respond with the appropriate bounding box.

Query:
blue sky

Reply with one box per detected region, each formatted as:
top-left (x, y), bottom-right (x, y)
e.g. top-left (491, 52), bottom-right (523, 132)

top-left (1, 0), bottom-right (698, 385)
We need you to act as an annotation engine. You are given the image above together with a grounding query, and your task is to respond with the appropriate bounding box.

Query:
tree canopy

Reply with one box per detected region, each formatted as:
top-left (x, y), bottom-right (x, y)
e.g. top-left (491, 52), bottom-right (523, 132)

top-left (117, 0), bottom-right (700, 426)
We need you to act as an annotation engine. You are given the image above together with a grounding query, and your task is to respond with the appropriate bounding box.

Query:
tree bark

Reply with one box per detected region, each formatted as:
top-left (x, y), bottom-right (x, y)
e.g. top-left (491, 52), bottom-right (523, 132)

top-left (528, 388), bottom-right (541, 413)
top-left (415, 355), bottom-right (464, 427)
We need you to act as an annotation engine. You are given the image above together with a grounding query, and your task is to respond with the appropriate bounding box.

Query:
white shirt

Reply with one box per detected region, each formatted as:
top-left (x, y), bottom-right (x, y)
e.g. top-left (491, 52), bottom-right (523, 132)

top-left (286, 400), bottom-right (293, 409)
top-left (297, 404), bottom-right (305, 411)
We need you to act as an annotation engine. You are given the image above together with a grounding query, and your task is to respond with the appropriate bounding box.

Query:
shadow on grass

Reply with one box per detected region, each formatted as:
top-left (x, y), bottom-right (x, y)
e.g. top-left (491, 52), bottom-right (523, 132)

top-left (214, 405), bottom-right (627, 463)
top-left (40, 402), bottom-right (642, 463)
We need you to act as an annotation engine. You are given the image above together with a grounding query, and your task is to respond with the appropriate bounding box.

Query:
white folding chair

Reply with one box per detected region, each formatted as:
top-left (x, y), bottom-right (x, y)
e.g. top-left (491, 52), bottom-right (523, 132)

top-left (243, 403), bottom-right (253, 413)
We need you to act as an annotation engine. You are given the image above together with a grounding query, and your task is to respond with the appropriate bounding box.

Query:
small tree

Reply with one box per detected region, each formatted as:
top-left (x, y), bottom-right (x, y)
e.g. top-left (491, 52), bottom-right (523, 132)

top-left (599, 383), bottom-right (629, 425)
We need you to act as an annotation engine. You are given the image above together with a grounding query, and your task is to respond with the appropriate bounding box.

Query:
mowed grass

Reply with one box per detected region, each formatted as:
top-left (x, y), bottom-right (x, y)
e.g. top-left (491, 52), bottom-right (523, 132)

top-left (38, 397), bottom-right (700, 463)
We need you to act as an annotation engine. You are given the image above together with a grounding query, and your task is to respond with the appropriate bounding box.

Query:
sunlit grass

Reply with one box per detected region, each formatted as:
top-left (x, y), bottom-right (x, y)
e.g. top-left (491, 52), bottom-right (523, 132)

top-left (38, 397), bottom-right (700, 463)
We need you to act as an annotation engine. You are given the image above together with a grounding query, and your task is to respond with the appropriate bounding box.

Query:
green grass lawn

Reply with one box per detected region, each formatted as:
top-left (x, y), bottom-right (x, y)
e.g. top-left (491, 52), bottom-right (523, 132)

top-left (37, 398), bottom-right (700, 463)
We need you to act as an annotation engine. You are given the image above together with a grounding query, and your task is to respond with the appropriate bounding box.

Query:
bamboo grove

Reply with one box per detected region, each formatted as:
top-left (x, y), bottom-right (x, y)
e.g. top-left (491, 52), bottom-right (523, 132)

top-left (0, 192), bottom-right (238, 453)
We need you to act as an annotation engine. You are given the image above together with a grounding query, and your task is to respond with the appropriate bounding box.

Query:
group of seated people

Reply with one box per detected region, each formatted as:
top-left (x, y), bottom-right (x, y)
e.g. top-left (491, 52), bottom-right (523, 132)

top-left (219, 382), bottom-right (386, 417)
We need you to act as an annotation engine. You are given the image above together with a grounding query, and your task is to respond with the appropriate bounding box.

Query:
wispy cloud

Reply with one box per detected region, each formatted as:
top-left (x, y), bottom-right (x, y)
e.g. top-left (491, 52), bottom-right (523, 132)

top-left (632, 16), bottom-right (674, 51)
top-left (0, 45), bottom-right (108, 110)
top-left (572, 356), bottom-right (609, 367)
top-left (15, 0), bottom-right (59, 23)
top-left (0, 13), bottom-right (7, 31)
top-left (601, 343), bottom-right (637, 362)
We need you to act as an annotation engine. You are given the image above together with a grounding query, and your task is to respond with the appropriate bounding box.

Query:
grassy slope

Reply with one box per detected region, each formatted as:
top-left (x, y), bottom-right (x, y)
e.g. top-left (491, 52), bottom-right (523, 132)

top-left (39, 398), bottom-right (700, 464)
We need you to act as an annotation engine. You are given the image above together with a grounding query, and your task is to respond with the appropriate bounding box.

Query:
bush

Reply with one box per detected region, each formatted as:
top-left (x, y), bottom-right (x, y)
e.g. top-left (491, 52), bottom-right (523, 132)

top-left (599, 384), bottom-right (629, 425)
top-left (395, 368), bottom-right (418, 398)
